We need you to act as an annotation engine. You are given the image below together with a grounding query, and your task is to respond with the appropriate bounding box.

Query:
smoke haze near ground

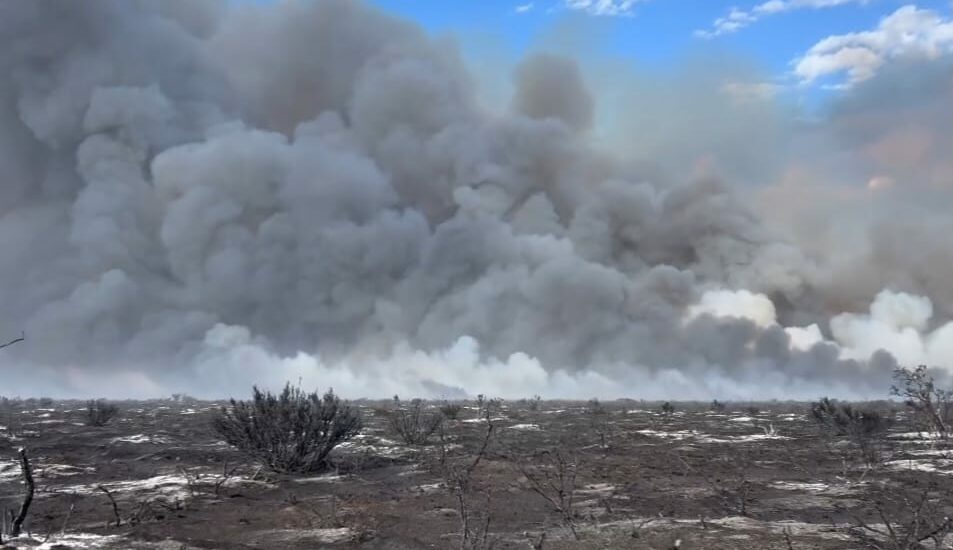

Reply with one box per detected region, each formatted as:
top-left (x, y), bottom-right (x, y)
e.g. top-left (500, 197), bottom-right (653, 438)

top-left (1, 0), bottom-right (952, 399)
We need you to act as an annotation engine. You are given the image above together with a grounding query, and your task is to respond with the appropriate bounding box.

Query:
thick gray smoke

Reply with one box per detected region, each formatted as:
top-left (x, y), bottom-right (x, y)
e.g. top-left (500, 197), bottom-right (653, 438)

top-left (1, 0), bottom-right (951, 399)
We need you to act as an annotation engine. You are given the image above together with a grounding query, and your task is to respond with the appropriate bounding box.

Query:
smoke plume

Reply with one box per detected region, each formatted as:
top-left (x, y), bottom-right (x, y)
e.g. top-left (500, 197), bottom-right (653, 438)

top-left (1, 0), bottom-right (952, 399)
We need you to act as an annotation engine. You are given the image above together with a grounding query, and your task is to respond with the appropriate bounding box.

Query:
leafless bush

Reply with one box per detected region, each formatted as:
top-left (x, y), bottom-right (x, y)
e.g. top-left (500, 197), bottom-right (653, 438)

top-left (511, 447), bottom-right (580, 539)
top-left (812, 397), bottom-right (892, 469)
top-left (846, 479), bottom-right (953, 549)
top-left (212, 383), bottom-right (362, 474)
top-left (435, 412), bottom-right (497, 549)
top-left (674, 449), bottom-right (755, 517)
top-left (440, 401), bottom-right (463, 420)
top-left (388, 396), bottom-right (443, 446)
top-left (812, 398), bottom-right (890, 439)
top-left (892, 365), bottom-right (953, 438)
top-left (85, 399), bottom-right (120, 427)
top-left (177, 461), bottom-right (241, 498)
top-left (660, 402), bottom-right (675, 416)
top-left (586, 398), bottom-right (604, 416)
top-left (710, 400), bottom-right (727, 413)
top-left (528, 395), bottom-right (542, 411)
top-left (473, 394), bottom-right (503, 419)
top-left (586, 398), bottom-right (611, 451)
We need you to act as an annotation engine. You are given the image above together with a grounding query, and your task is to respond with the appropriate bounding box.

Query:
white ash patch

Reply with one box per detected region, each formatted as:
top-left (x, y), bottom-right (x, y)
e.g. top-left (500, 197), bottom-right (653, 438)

top-left (0, 460), bottom-right (23, 481)
top-left (506, 423), bottom-right (540, 430)
top-left (413, 482), bottom-right (443, 494)
top-left (253, 527), bottom-right (355, 545)
top-left (889, 431), bottom-right (945, 441)
top-left (635, 429), bottom-right (787, 443)
top-left (907, 448), bottom-right (953, 457)
top-left (577, 483), bottom-right (616, 497)
top-left (25, 532), bottom-right (201, 549)
top-left (635, 429), bottom-right (699, 440)
top-left (57, 473), bottom-right (192, 500)
top-left (111, 434), bottom-right (172, 444)
top-left (35, 463), bottom-right (97, 478)
top-left (886, 458), bottom-right (953, 474)
top-left (10, 533), bottom-right (126, 549)
top-left (770, 481), bottom-right (829, 492)
top-left (698, 433), bottom-right (790, 443)
top-left (461, 417), bottom-right (506, 423)
top-left (292, 473), bottom-right (346, 484)
top-left (730, 416), bottom-right (757, 422)
top-left (772, 480), bottom-right (863, 497)
top-left (337, 435), bottom-right (408, 458)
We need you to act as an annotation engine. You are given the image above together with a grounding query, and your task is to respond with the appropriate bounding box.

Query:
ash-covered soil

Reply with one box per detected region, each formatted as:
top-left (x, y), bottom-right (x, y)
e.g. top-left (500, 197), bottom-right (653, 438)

top-left (0, 398), bottom-right (949, 549)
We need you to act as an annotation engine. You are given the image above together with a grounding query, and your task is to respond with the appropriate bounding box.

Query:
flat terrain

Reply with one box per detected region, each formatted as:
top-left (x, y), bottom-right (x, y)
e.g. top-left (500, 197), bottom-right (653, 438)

top-left (0, 398), bottom-right (949, 549)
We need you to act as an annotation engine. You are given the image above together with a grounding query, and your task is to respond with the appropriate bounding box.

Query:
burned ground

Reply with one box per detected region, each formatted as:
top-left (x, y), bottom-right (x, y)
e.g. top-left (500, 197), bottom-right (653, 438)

top-left (0, 398), bottom-right (949, 549)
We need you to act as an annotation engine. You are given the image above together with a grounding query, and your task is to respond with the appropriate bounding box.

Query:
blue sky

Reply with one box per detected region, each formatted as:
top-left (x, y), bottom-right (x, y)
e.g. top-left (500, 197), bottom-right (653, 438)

top-left (366, 0), bottom-right (953, 100)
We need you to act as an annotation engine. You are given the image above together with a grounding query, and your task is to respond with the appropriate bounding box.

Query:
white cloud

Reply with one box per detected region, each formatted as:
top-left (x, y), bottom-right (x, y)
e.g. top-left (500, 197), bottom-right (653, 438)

top-left (794, 5), bottom-right (953, 84)
top-left (564, 0), bottom-right (644, 16)
top-left (697, 0), bottom-right (865, 38)
top-left (515, 2), bottom-right (535, 14)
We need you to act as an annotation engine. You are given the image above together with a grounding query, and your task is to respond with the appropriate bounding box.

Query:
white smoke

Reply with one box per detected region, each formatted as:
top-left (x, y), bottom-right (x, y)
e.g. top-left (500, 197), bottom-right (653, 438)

top-left (0, 0), bottom-right (951, 399)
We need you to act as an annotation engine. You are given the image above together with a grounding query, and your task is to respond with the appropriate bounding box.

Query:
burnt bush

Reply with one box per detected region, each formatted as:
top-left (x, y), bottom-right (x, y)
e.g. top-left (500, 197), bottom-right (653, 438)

top-left (812, 397), bottom-right (892, 467)
top-left (388, 396), bottom-right (443, 445)
top-left (892, 365), bottom-right (953, 437)
top-left (439, 401), bottom-right (463, 420)
top-left (85, 399), bottom-right (120, 427)
top-left (212, 383), bottom-right (363, 474)
top-left (811, 398), bottom-right (890, 439)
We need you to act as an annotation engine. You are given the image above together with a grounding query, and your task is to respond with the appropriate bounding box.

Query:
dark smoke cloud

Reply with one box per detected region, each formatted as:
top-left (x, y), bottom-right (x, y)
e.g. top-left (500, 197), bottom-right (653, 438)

top-left (0, 0), bottom-right (950, 399)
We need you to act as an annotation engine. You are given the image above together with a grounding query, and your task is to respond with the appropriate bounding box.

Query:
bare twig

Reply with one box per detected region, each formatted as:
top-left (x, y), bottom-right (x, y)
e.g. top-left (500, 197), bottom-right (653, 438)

top-left (0, 333), bottom-right (24, 351)
top-left (97, 485), bottom-right (121, 527)
top-left (512, 447), bottom-right (580, 539)
top-left (60, 501), bottom-right (75, 536)
top-left (11, 447), bottom-right (35, 537)
top-left (437, 408), bottom-right (497, 549)
top-left (214, 460), bottom-right (240, 496)
top-left (783, 527), bottom-right (795, 550)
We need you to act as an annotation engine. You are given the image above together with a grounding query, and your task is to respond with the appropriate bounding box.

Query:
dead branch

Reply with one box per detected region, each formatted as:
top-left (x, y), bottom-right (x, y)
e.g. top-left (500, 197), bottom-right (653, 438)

top-left (11, 447), bottom-right (35, 537)
top-left (511, 447), bottom-right (580, 540)
top-left (0, 333), bottom-right (24, 352)
top-left (97, 485), bottom-right (121, 527)
top-left (437, 410), bottom-right (497, 549)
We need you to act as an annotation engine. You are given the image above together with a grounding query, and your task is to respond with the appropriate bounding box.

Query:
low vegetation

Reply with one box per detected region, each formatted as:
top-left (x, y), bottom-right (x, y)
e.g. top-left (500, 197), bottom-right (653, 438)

top-left (4, 367), bottom-right (953, 548)
top-left (387, 396), bottom-right (443, 445)
top-left (212, 383), bottom-right (362, 474)
top-left (85, 399), bottom-right (120, 427)
top-left (892, 365), bottom-right (953, 437)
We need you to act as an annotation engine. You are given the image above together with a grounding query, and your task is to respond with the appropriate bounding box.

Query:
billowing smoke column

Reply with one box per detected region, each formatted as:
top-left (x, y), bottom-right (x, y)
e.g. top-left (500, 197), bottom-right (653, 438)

top-left (1, 0), bottom-right (951, 399)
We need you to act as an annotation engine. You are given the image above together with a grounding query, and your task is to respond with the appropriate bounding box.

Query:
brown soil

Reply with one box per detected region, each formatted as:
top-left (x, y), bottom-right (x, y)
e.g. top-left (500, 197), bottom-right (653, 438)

top-left (0, 399), bottom-right (948, 549)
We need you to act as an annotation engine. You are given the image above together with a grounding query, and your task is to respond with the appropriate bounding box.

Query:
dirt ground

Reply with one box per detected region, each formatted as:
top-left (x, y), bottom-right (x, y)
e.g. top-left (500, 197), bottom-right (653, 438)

top-left (0, 397), bottom-right (949, 549)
